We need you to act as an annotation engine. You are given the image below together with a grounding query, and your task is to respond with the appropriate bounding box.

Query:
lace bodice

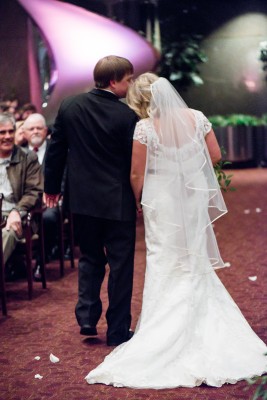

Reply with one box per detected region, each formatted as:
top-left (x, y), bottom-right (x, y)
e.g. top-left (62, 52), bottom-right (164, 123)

top-left (133, 110), bottom-right (212, 146)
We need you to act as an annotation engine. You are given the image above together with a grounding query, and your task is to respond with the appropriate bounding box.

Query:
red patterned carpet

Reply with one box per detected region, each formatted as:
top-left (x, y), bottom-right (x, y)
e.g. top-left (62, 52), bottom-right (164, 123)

top-left (1, 169), bottom-right (267, 400)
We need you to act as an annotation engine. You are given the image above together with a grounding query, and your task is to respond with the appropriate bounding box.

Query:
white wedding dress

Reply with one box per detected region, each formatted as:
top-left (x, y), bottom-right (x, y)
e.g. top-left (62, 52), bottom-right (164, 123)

top-left (86, 112), bottom-right (267, 389)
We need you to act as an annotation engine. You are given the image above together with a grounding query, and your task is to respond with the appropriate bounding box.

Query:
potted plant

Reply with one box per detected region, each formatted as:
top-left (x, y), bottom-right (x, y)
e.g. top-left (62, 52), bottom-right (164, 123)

top-left (159, 34), bottom-right (208, 91)
top-left (257, 113), bottom-right (267, 166)
top-left (208, 114), bottom-right (262, 166)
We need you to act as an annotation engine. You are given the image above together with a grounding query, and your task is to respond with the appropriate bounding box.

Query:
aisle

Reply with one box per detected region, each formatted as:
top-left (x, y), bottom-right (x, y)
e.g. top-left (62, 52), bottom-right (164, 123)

top-left (0, 169), bottom-right (266, 400)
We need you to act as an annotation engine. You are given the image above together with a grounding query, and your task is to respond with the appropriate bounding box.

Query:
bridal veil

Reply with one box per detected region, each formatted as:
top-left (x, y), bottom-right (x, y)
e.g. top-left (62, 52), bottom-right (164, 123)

top-left (141, 77), bottom-right (228, 275)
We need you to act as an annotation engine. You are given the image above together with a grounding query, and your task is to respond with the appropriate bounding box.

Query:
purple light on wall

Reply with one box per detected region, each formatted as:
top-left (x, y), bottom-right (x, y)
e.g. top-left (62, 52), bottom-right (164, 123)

top-left (18, 0), bottom-right (159, 123)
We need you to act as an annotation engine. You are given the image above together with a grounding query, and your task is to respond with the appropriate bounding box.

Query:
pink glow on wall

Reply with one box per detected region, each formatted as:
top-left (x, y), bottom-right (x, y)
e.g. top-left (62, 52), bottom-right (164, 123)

top-left (17, 0), bottom-right (159, 123)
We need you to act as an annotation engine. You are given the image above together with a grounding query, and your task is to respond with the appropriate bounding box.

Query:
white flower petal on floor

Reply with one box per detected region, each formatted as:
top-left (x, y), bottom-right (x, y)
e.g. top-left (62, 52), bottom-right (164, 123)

top-left (49, 353), bottom-right (60, 363)
top-left (34, 374), bottom-right (43, 379)
top-left (244, 209), bottom-right (250, 214)
top-left (224, 262), bottom-right (231, 267)
top-left (255, 208), bottom-right (262, 213)
top-left (34, 356), bottom-right (41, 361)
top-left (248, 276), bottom-right (257, 281)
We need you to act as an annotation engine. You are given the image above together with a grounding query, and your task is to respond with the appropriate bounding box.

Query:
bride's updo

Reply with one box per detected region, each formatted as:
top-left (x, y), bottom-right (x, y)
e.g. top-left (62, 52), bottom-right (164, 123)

top-left (127, 72), bottom-right (158, 119)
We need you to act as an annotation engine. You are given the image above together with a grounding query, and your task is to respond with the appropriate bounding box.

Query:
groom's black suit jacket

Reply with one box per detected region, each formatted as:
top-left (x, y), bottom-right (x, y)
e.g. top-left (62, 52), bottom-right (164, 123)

top-left (44, 89), bottom-right (138, 221)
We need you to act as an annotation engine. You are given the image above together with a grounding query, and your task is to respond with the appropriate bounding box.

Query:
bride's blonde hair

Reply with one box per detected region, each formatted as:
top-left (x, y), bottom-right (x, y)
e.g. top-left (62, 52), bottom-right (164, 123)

top-left (126, 72), bottom-right (158, 119)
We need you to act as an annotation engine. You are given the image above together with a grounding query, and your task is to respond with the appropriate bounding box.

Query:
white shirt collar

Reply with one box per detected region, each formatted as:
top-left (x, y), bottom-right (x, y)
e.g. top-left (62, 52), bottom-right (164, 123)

top-left (29, 140), bottom-right (47, 164)
top-left (0, 155), bottom-right (11, 165)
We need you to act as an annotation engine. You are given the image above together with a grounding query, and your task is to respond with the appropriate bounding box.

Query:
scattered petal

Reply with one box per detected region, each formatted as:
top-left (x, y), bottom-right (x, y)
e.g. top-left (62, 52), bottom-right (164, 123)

top-left (244, 209), bottom-right (250, 214)
top-left (255, 208), bottom-right (262, 213)
top-left (224, 262), bottom-right (231, 267)
top-left (34, 374), bottom-right (43, 379)
top-left (34, 356), bottom-right (41, 361)
top-left (49, 353), bottom-right (60, 363)
top-left (248, 276), bottom-right (257, 281)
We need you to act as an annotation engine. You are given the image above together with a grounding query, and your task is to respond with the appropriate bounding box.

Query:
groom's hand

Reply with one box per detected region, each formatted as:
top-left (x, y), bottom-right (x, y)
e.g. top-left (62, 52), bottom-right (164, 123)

top-left (43, 193), bottom-right (61, 208)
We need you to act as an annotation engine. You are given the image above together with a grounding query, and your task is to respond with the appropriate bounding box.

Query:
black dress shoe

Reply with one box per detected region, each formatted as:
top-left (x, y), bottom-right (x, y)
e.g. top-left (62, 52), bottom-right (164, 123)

top-left (107, 330), bottom-right (134, 346)
top-left (64, 245), bottom-right (71, 260)
top-left (51, 245), bottom-right (59, 260)
top-left (80, 325), bottom-right (98, 336)
top-left (33, 265), bottom-right (42, 282)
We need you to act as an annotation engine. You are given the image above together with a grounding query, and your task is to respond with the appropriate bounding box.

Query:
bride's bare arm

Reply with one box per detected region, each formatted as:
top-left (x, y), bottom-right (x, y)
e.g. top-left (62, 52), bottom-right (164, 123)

top-left (130, 140), bottom-right (147, 212)
top-left (205, 129), bottom-right (221, 165)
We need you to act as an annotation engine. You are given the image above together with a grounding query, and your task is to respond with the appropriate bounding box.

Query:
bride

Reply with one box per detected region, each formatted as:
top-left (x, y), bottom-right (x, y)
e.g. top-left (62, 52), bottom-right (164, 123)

top-left (85, 73), bottom-right (267, 389)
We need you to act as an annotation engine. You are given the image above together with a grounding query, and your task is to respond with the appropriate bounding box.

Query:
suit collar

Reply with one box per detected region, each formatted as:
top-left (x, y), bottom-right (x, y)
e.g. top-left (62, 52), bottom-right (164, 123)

top-left (90, 88), bottom-right (119, 101)
top-left (9, 145), bottom-right (23, 165)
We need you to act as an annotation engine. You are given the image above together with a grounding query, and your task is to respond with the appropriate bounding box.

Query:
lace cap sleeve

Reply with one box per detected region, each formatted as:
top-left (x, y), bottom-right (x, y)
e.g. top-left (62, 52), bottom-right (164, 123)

top-left (193, 110), bottom-right (212, 137)
top-left (133, 119), bottom-right (149, 145)
top-left (200, 111), bottom-right (212, 136)
top-left (202, 113), bottom-right (212, 135)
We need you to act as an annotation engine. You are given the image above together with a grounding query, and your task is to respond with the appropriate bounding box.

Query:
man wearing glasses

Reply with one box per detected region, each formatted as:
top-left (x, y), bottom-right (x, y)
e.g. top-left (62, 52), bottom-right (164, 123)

top-left (0, 113), bottom-right (43, 264)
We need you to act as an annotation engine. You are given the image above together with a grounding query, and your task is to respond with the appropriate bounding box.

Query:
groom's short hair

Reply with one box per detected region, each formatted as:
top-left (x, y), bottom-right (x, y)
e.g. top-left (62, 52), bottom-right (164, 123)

top-left (93, 55), bottom-right (133, 89)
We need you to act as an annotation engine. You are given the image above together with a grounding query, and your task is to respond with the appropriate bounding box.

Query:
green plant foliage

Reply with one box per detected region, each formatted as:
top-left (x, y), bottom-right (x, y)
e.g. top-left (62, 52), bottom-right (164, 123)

top-left (214, 148), bottom-right (236, 192)
top-left (225, 114), bottom-right (261, 127)
top-left (259, 41), bottom-right (267, 81)
top-left (244, 353), bottom-right (267, 399)
top-left (260, 41), bottom-right (267, 63)
top-left (246, 375), bottom-right (267, 399)
top-left (214, 162), bottom-right (235, 192)
top-left (208, 114), bottom-right (264, 127)
top-left (260, 114), bottom-right (267, 125)
top-left (208, 115), bottom-right (229, 128)
top-left (159, 34), bottom-right (208, 90)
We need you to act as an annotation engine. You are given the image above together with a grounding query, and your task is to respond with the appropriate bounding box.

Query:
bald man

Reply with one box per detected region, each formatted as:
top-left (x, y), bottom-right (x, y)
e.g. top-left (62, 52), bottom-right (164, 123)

top-left (23, 113), bottom-right (59, 280)
top-left (23, 113), bottom-right (48, 165)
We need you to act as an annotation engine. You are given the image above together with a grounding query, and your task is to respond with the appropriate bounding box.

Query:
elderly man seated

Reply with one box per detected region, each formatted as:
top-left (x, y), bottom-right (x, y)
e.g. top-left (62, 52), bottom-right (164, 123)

top-left (23, 113), bottom-right (70, 281)
top-left (0, 113), bottom-right (43, 268)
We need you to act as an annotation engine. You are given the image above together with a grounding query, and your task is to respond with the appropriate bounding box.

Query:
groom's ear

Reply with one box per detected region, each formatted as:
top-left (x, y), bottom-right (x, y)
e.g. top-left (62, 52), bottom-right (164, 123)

top-left (109, 80), bottom-right (116, 89)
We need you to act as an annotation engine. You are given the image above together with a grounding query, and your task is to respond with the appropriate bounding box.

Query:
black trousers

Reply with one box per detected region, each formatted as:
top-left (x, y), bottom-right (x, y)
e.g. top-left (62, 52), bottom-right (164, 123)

top-left (43, 206), bottom-right (59, 259)
top-left (74, 214), bottom-right (136, 342)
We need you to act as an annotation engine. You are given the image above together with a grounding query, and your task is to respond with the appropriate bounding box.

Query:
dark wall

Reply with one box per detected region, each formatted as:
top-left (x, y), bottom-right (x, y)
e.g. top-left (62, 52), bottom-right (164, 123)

top-left (159, 0), bottom-right (267, 117)
top-left (0, 0), bottom-right (29, 105)
top-left (182, 12), bottom-right (267, 117)
top-left (2, 0), bottom-right (267, 116)
top-left (159, 0), bottom-right (267, 36)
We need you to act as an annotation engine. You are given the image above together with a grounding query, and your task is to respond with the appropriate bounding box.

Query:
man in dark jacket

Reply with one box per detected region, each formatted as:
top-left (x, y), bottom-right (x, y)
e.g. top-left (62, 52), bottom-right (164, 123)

top-left (44, 55), bottom-right (138, 346)
top-left (0, 113), bottom-right (43, 264)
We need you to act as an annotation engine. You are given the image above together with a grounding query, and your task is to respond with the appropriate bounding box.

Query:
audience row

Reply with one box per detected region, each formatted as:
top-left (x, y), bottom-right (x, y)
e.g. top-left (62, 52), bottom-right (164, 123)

top-left (0, 98), bottom-right (37, 122)
top-left (0, 112), bottom-right (70, 283)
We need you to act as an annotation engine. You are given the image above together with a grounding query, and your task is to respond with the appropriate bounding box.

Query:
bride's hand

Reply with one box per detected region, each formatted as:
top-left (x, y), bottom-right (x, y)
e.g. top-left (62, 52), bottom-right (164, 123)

top-left (136, 201), bottom-right (142, 215)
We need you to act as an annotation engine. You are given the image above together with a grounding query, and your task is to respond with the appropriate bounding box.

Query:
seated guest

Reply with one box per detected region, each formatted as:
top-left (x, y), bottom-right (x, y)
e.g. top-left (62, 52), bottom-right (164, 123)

top-left (0, 113), bottom-right (43, 264)
top-left (19, 103), bottom-right (37, 121)
top-left (23, 113), bottom-right (66, 279)
top-left (15, 120), bottom-right (28, 147)
top-left (23, 113), bottom-right (48, 163)
top-left (0, 102), bottom-right (7, 113)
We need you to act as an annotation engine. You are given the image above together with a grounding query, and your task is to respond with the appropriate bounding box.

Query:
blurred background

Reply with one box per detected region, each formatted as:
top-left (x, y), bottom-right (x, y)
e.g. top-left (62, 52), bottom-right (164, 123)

top-left (62, 0), bottom-right (267, 116)
top-left (1, 0), bottom-right (267, 166)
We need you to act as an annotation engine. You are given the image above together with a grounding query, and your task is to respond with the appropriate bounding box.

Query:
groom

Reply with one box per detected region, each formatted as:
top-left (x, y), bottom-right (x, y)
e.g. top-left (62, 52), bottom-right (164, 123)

top-left (44, 55), bottom-right (138, 346)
